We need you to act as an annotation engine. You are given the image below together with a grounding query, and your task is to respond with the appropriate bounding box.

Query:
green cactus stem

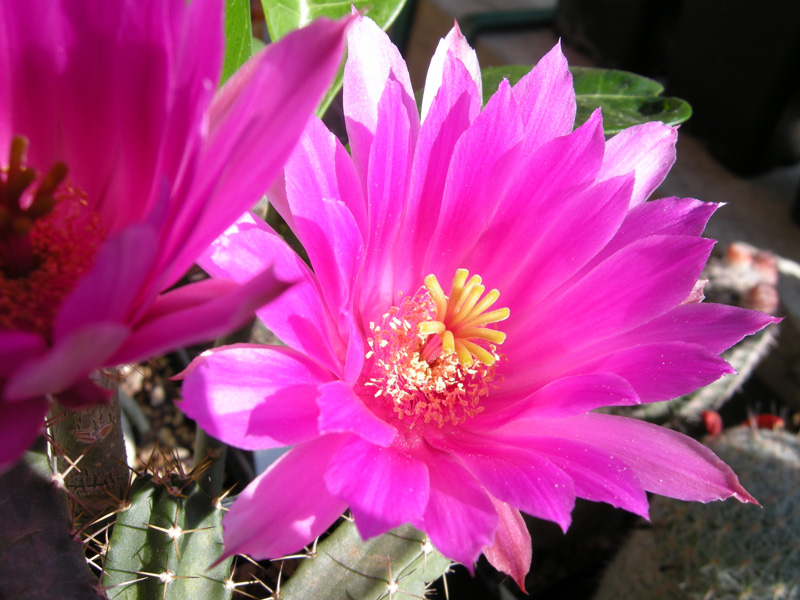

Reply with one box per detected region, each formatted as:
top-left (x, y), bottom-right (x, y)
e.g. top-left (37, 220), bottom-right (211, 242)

top-left (101, 470), bottom-right (233, 600)
top-left (280, 520), bottom-right (452, 600)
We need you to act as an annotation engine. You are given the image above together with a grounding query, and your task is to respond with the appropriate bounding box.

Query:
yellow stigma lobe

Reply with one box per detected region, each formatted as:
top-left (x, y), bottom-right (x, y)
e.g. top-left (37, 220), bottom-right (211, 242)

top-left (421, 269), bottom-right (509, 367)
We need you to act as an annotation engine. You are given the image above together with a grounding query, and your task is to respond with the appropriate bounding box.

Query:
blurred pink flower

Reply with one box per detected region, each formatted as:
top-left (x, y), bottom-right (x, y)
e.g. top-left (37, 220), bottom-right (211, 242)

top-left (0, 0), bottom-right (350, 470)
top-left (179, 14), bottom-right (777, 587)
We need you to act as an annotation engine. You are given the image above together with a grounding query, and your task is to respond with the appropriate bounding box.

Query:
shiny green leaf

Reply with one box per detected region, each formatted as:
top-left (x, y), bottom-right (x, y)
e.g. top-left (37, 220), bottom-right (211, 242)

top-left (481, 65), bottom-right (692, 134)
top-left (221, 0), bottom-right (252, 85)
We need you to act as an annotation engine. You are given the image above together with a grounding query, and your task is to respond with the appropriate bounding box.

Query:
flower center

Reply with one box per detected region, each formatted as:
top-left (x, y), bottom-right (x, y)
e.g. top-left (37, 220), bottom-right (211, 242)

top-left (362, 269), bottom-right (509, 427)
top-left (0, 136), bottom-right (105, 339)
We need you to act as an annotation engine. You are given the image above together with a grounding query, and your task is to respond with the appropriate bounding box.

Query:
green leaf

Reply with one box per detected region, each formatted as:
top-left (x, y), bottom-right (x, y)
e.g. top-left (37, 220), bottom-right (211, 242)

top-left (481, 65), bottom-right (692, 135)
top-left (220, 0), bottom-right (253, 85)
top-left (261, 0), bottom-right (409, 117)
top-left (261, 0), bottom-right (405, 42)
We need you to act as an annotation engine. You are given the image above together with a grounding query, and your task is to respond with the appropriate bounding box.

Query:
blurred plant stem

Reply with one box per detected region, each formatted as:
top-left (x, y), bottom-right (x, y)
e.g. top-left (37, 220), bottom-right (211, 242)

top-left (49, 386), bottom-right (129, 516)
top-left (194, 427), bottom-right (227, 499)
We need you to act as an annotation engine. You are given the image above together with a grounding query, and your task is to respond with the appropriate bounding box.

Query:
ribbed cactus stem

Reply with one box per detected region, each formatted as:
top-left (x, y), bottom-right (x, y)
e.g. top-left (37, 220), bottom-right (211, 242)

top-left (49, 386), bottom-right (129, 516)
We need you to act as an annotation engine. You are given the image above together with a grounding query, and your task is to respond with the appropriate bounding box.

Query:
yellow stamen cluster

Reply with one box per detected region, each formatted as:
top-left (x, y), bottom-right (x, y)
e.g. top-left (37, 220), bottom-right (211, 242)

top-left (419, 269), bottom-right (509, 367)
top-left (363, 291), bottom-right (495, 427)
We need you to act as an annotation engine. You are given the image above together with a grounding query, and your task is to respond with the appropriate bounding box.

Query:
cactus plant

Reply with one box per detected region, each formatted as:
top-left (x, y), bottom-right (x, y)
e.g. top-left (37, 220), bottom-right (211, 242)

top-left (101, 470), bottom-right (233, 600)
top-left (593, 426), bottom-right (800, 600)
top-left (280, 519), bottom-right (452, 600)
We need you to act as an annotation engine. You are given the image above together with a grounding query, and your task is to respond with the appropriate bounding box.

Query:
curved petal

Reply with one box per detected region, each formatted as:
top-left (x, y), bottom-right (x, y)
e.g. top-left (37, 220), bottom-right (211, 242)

top-left (275, 116), bottom-right (365, 316)
top-left (357, 78), bottom-right (416, 315)
top-left (112, 262), bottom-right (289, 365)
top-left (484, 172), bottom-right (633, 315)
top-left (197, 213), bottom-right (347, 375)
top-left (162, 16), bottom-right (352, 284)
top-left (317, 381), bottom-right (396, 447)
top-left (423, 79), bottom-right (523, 279)
top-left (437, 433), bottom-right (575, 531)
top-left (479, 373), bottom-right (639, 427)
top-left (178, 344), bottom-right (333, 450)
top-left (462, 108), bottom-right (607, 296)
top-left (222, 435), bottom-right (347, 559)
top-left (324, 436), bottom-right (429, 539)
top-left (0, 395), bottom-right (48, 473)
top-left (586, 197), bottom-right (719, 272)
top-left (534, 413), bottom-right (756, 504)
top-left (0, 331), bottom-right (47, 378)
top-left (528, 437), bottom-right (649, 518)
top-left (54, 377), bottom-right (111, 409)
top-left (483, 498), bottom-right (531, 593)
top-left (400, 57), bottom-right (479, 279)
top-left (581, 341), bottom-right (734, 403)
top-left (413, 447), bottom-right (497, 568)
top-left (597, 121), bottom-right (677, 208)
top-left (0, 0), bottom-right (202, 228)
top-left (54, 223), bottom-right (158, 340)
top-left (613, 302), bottom-right (780, 355)
top-left (6, 322), bottom-right (128, 401)
top-left (512, 41), bottom-right (576, 153)
top-left (420, 23), bottom-right (480, 123)
top-left (514, 234), bottom-right (716, 361)
top-left (343, 13), bottom-right (417, 186)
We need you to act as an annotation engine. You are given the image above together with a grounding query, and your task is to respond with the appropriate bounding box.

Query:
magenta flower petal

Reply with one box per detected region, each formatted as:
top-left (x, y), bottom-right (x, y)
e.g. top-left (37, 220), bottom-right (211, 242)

top-left (419, 23), bottom-right (481, 123)
top-left (6, 323), bottom-right (129, 401)
top-left (584, 342), bottom-right (734, 403)
top-left (480, 173), bottom-right (633, 313)
top-left (588, 197), bottom-right (720, 269)
top-left (414, 450), bottom-right (498, 568)
top-left (178, 345), bottom-right (332, 450)
top-left (54, 377), bottom-right (112, 410)
top-left (317, 381), bottom-right (396, 447)
top-left (53, 224), bottom-right (159, 339)
top-left (111, 264), bottom-right (289, 365)
top-left (522, 235), bottom-right (715, 346)
top-left (597, 121), bottom-right (677, 208)
top-left (0, 395), bottom-right (48, 472)
top-left (163, 16), bottom-right (353, 283)
top-left (179, 14), bottom-right (773, 575)
top-left (511, 373), bottom-right (640, 420)
top-left (512, 41), bottom-right (576, 153)
top-left (1, 0), bottom-right (351, 468)
top-left (325, 436), bottom-right (429, 538)
top-left (483, 498), bottom-right (532, 593)
top-left (0, 332), bottom-right (47, 377)
top-left (273, 116), bottom-right (365, 315)
top-left (442, 435), bottom-right (576, 531)
top-left (199, 213), bottom-right (347, 376)
top-left (343, 12), bottom-right (418, 183)
top-left (0, 332), bottom-right (48, 472)
top-left (538, 413), bottom-right (756, 503)
top-left (223, 435), bottom-right (348, 559)
top-left (621, 303), bottom-right (780, 355)
top-left (402, 55), bottom-right (479, 274)
top-left (359, 80), bottom-right (417, 310)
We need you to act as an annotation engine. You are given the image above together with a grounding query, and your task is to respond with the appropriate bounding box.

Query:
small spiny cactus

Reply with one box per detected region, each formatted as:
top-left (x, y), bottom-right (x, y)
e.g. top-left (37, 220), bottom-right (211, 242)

top-left (99, 454), bottom-right (234, 600)
top-left (593, 426), bottom-right (800, 600)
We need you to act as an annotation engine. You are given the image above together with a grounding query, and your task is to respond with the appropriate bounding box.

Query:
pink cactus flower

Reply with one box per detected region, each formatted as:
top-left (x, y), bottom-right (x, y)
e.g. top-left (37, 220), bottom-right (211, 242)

top-left (0, 0), bottom-right (351, 471)
top-left (179, 14), bottom-right (778, 588)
